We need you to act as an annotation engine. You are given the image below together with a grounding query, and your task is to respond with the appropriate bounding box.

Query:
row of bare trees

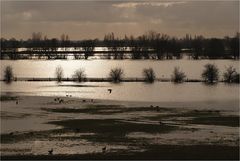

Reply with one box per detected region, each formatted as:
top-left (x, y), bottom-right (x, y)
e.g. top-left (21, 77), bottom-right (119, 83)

top-left (1, 31), bottom-right (239, 60)
top-left (3, 65), bottom-right (239, 84)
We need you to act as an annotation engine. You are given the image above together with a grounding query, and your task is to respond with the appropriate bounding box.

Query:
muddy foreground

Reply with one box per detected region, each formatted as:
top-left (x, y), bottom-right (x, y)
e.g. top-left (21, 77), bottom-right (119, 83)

top-left (0, 94), bottom-right (239, 160)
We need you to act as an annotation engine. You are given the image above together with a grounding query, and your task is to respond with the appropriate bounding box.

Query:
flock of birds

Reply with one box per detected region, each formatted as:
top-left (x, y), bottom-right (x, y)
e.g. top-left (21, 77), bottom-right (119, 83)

top-left (12, 88), bottom-right (163, 155)
top-left (48, 89), bottom-right (111, 155)
top-left (12, 88), bottom-right (167, 155)
top-left (13, 88), bottom-right (167, 155)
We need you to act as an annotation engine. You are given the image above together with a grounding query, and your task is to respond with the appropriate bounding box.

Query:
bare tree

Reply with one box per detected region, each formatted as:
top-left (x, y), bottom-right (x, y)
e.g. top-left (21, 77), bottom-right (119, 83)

top-left (55, 66), bottom-right (64, 83)
top-left (171, 67), bottom-right (186, 83)
top-left (143, 68), bottom-right (156, 83)
top-left (4, 66), bottom-right (14, 84)
top-left (72, 68), bottom-right (86, 82)
top-left (223, 66), bottom-right (238, 83)
top-left (202, 64), bottom-right (219, 83)
top-left (109, 67), bottom-right (124, 83)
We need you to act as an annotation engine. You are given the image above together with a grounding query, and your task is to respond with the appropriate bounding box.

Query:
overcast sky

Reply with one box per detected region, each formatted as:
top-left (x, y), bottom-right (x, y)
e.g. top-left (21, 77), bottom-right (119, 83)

top-left (1, 0), bottom-right (239, 40)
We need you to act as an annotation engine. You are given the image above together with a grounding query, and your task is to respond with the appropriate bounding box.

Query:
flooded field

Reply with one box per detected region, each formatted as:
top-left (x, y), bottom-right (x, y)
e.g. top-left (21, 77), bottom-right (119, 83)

top-left (1, 59), bottom-right (239, 79)
top-left (0, 60), bottom-right (239, 159)
top-left (0, 95), bottom-right (239, 159)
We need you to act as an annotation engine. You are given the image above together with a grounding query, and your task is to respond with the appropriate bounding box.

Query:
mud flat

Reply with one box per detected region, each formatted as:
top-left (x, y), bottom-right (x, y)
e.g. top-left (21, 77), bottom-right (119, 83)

top-left (0, 94), bottom-right (239, 160)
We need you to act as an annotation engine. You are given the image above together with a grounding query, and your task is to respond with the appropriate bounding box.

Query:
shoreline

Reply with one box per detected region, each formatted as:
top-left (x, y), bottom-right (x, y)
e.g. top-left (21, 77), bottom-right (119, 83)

top-left (0, 77), bottom-right (238, 83)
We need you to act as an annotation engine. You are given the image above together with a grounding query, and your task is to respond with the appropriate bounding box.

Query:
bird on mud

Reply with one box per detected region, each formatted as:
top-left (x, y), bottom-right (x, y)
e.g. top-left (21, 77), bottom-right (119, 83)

top-left (48, 148), bottom-right (53, 155)
top-left (59, 99), bottom-right (64, 104)
top-left (107, 89), bottom-right (112, 94)
top-left (159, 121), bottom-right (165, 125)
top-left (102, 146), bottom-right (107, 153)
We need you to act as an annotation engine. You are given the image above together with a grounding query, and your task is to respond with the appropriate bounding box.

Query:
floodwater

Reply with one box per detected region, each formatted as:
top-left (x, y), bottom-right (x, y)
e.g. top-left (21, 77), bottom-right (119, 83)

top-left (0, 59), bottom-right (239, 110)
top-left (0, 81), bottom-right (239, 111)
top-left (0, 59), bottom-right (239, 157)
top-left (0, 59), bottom-right (239, 79)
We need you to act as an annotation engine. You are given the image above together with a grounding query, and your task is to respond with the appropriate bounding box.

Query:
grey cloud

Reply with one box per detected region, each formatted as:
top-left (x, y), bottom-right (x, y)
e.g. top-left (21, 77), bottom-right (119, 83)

top-left (1, 0), bottom-right (239, 40)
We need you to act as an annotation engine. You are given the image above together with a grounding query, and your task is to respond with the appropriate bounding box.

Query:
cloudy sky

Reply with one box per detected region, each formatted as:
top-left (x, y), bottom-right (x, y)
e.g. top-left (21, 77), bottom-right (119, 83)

top-left (1, 0), bottom-right (239, 40)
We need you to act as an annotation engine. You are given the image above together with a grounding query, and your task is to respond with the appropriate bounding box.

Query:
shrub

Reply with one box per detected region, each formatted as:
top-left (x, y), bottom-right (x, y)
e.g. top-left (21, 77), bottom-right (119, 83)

top-left (143, 68), bottom-right (156, 83)
top-left (171, 67), bottom-right (186, 83)
top-left (72, 68), bottom-right (86, 82)
top-left (232, 73), bottom-right (239, 83)
top-left (223, 66), bottom-right (238, 83)
top-left (55, 65), bottom-right (64, 82)
top-left (201, 64), bottom-right (219, 83)
top-left (4, 66), bottom-right (14, 83)
top-left (109, 67), bottom-right (124, 83)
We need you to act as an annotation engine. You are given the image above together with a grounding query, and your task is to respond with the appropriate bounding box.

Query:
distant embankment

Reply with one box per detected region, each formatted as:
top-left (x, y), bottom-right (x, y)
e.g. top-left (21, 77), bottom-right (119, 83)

top-left (0, 77), bottom-right (205, 82)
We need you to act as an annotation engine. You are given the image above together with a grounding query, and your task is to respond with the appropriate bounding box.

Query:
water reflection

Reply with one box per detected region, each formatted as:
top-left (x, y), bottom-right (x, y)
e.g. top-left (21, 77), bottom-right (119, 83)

top-left (1, 81), bottom-right (239, 111)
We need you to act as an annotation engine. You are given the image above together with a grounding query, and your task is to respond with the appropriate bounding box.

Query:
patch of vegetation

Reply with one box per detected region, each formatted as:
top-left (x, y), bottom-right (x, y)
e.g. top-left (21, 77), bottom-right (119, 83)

top-left (1, 111), bottom-right (31, 119)
top-left (48, 119), bottom-right (178, 136)
top-left (189, 116), bottom-right (239, 127)
top-left (0, 95), bottom-right (18, 101)
top-left (144, 109), bottom-right (238, 127)
top-left (42, 105), bottom-right (173, 115)
top-left (144, 109), bottom-right (221, 121)
top-left (0, 129), bottom-right (68, 144)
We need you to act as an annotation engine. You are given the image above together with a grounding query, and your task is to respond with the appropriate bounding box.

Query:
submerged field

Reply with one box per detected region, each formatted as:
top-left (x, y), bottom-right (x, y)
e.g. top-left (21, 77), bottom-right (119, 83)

top-left (0, 94), bottom-right (239, 160)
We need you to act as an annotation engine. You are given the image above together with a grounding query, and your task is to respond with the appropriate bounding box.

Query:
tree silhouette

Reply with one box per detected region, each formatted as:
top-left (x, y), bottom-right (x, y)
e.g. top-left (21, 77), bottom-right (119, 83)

top-left (171, 67), bottom-right (186, 83)
top-left (202, 64), bottom-right (219, 83)
top-left (55, 66), bottom-right (64, 83)
top-left (223, 66), bottom-right (238, 83)
top-left (4, 66), bottom-right (14, 84)
top-left (0, 31), bottom-right (239, 60)
top-left (192, 35), bottom-right (204, 59)
top-left (229, 33), bottom-right (239, 59)
top-left (72, 68), bottom-right (86, 82)
top-left (109, 67), bottom-right (124, 83)
top-left (143, 68), bottom-right (156, 83)
top-left (205, 39), bottom-right (225, 59)
top-left (81, 40), bottom-right (95, 59)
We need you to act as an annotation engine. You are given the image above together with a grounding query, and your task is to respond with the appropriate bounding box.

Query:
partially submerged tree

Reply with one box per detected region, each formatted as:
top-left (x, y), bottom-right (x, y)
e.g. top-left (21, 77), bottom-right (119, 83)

top-left (55, 66), bottom-right (64, 83)
top-left (223, 66), bottom-right (238, 83)
top-left (232, 74), bottom-right (240, 83)
top-left (109, 67), bottom-right (124, 83)
top-left (143, 68), bottom-right (156, 83)
top-left (72, 68), bottom-right (86, 82)
top-left (202, 64), bottom-right (219, 83)
top-left (4, 66), bottom-right (14, 83)
top-left (171, 67), bottom-right (186, 83)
